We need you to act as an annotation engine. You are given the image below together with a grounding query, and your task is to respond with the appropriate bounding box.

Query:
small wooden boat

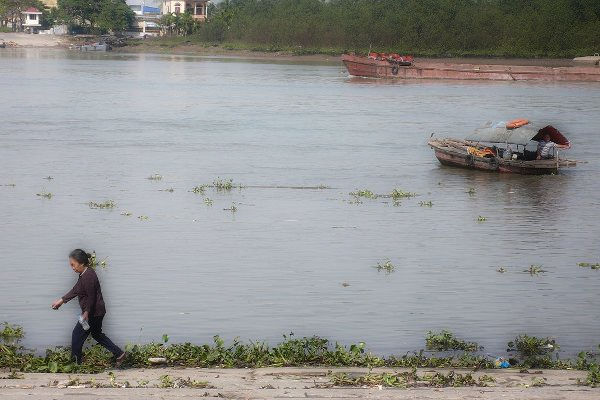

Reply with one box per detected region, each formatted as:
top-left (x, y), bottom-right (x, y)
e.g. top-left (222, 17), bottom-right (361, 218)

top-left (342, 54), bottom-right (600, 82)
top-left (71, 43), bottom-right (110, 52)
top-left (428, 121), bottom-right (577, 175)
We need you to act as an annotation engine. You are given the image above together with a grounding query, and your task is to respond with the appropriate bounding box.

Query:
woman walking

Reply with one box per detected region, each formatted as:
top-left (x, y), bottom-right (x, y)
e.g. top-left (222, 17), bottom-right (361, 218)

top-left (51, 249), bottom-right (126, 365)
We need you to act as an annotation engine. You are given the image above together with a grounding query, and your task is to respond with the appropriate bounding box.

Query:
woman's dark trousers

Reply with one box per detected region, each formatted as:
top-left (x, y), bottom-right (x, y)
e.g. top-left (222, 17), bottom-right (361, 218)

top-left (71, 316), bottom-right (122, 364)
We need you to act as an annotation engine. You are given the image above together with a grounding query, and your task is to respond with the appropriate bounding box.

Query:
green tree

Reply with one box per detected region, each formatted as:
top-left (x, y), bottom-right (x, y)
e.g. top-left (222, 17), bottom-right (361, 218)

top-left (56, 0), bottom-right (133, 33)
top-left (97, 0), bottom-right (134, 33)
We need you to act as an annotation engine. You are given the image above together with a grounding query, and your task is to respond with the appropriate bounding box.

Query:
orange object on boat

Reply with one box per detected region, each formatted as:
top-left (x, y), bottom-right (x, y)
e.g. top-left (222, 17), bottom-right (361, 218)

top-left (467, 146), bottom-right (496, 158)
top-left (506, 119), bottom-right (529, 129)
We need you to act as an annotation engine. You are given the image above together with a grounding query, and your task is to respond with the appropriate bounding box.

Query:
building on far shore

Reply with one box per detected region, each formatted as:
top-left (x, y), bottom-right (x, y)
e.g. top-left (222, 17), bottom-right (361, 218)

top-left (126, 0), bottom-right (162, 37)
top-left (162, 0), bottom-right (210, 20)
top-left (21, 7), bottom-right (42, 33)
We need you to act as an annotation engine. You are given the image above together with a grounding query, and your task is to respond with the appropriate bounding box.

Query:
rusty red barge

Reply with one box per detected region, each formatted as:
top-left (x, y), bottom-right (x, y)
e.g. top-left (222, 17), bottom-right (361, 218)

top-left (341, 54), bottom-right (600, 82)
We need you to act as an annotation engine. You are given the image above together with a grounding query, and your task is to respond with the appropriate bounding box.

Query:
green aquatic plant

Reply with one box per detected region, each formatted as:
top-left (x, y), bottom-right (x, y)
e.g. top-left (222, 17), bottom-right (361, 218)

top-left (477, 215), bottom-right (487, 222)
top-left (120, 211), bottom-right (132, 216)
top-left (350, 189), bottom-right (377, 199)
top-left (204, 198), bottom-right (213, 206)
top-left (497, 267), bottom-right (507, 273)
top-left (160, 188), bottom-right (174, 193)
top-left (419, 200), bottom-right (433, 207)
top-left (147, 174), bottom-right (163, 181)
top-left (191, 185), bottom-right (207, 194)
top-left (159, 374), bottom-right (174, 388)
top-left (88, 200), bottom-right (116, 209)
top-left (43, 176), bottom-right (53, 180)
top-left (583, 363), bottom-right (600, 387)
top-left (525, 265), bottom-right (546, 275)
top-left (374, 260), bottom-right (395, 273)
top-left (89, 252), bottom-right (108, 269)
top-left (330, 369), bottom-right (494, 388)
top-left (1, 323), bottom-right (24, 342)
top-left (578, 262), bottom-right (600, 270)
top-left (524, 377), bottom-right (547, 387)
top-left (213, 178), bottom-right (235, 191)
top-left (507, 335), bottom-right (558, 368)
top-left (138, 215), bottom-right (149, 221)
top-left (175, 377), bottom-right (214, 388)
top-left (390, 188), bottom-right (417, 200)
top-left (425, 330), bottom-right (479, 352)
top-left (224, 203), bottom-right (237, 213)
top-left (467, 187), bottom-right (476, 195)
top-left (36, 191), bottom-right (53, 199)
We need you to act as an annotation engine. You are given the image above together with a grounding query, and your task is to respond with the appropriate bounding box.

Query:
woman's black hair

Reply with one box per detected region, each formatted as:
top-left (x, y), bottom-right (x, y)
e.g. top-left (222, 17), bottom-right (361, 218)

top-left (69, 249), bottom-right (91, 266)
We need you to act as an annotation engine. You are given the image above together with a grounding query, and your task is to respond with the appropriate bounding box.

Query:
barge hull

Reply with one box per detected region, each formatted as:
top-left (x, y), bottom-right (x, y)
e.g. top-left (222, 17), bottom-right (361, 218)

top-left (342, 54), bottom-right (600, 82)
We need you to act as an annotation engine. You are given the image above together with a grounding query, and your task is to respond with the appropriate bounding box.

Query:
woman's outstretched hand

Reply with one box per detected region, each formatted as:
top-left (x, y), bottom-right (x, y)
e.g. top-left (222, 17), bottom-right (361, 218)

top-left (82, 311), bottom-right (89, 321)
top-left (51, 298), bottom-right (64, 310)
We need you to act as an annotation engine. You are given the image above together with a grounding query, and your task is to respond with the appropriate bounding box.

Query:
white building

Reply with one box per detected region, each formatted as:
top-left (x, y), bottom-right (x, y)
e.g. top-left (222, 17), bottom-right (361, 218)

top-left (162, 0), bottom-right (210, 20)
top-left (126, 0), bottom-right (162, 37)
top-left (21, 7), bottom-right (42, 33)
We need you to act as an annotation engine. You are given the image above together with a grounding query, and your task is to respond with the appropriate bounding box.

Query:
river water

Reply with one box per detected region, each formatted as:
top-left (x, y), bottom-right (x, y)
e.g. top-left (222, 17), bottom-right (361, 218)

top-left (1, 49), bottom-right (599, 357)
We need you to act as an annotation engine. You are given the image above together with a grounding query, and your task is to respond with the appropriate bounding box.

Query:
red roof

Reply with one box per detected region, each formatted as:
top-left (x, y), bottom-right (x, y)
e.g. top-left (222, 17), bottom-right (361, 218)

top-left (25, 7), bottom-right (41, 13)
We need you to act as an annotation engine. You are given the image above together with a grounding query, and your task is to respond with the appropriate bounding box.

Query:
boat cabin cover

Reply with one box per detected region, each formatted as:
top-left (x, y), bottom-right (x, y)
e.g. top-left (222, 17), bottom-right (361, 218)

top-left (464, 121), bottom-right (569, 146)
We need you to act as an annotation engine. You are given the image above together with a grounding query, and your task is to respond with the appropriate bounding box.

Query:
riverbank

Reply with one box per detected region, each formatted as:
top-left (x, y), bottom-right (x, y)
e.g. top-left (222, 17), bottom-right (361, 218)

top-left (117, 37), bottom-right (578, 67)
top-left (1, 33), bottom-right (580, 66)
top-left (1, 367), bottom-right (598, 400)
top-left (0, 33), bottom-right (68, 48)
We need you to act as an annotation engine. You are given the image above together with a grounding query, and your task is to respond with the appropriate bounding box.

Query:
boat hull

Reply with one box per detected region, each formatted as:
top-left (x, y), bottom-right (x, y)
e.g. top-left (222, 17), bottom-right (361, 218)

top-left (342, 54), bottom-right (600, 82)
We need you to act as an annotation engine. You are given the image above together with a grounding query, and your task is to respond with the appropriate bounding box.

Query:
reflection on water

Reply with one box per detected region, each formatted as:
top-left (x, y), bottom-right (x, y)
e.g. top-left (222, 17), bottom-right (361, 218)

top-left (0, 49), bottom-right (599, 357)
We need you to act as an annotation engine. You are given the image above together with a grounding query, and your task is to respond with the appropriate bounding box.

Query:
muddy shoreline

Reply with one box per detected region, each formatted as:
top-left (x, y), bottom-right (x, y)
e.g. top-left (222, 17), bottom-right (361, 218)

top-left (1, 33), bottom-right (578, 67)
top-left (1, 367), bottom-right (598, 399)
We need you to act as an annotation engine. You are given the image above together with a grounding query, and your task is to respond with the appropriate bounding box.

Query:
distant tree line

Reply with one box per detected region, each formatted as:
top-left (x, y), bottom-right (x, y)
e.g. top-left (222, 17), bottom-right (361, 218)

top-left (182, 0), bottom-right (600, 57)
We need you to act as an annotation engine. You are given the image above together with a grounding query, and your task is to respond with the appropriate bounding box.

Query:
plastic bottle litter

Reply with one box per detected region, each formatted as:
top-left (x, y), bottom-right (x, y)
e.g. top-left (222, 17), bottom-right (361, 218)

top-left (494, 357), bottom-right (510, 368)
top-left (78, 315), bottom-right (90, 331)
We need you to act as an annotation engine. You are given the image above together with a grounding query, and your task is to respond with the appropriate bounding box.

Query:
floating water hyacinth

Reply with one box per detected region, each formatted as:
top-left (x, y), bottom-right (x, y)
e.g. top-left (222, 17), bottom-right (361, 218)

top-left (191, 185), bottom-right (206, 194)
top-left (578, 262), bottom-right (600, 270)
top-left (223, 203), bottom-right (237, 213)
top-left (374, 260), bottom-right (395, 273)
top-left (350, 189), bottom-right (376, 199)
top-left (36, 191), bottom-right (53, 199)
top-left (147, 174), bottom-right (163, 181)
top-left (88, 200), bottom-right (116, 209)
top-left (525, 265), bottom-right (546, 275)
top-left (390, 188), bottom-right (417, 200)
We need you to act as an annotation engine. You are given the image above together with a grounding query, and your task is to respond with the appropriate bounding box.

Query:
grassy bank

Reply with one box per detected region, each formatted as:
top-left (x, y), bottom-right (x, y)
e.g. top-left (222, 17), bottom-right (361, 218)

top-left (142, 0), bottom-right (600, 59)
top-left (1, 323), bottom-right (599, 387)
top-left (120, 36), bottom-right (591, 60)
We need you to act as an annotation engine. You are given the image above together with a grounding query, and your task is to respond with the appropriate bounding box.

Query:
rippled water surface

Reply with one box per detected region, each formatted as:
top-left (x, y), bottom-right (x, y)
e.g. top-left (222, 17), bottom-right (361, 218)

top-left (1, 49), bottom-right (599, 357)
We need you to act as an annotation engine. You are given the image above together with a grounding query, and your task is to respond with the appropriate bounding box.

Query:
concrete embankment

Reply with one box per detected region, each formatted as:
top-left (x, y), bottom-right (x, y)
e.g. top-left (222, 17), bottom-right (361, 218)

top-left (0, 367), bottom-right (598, 399)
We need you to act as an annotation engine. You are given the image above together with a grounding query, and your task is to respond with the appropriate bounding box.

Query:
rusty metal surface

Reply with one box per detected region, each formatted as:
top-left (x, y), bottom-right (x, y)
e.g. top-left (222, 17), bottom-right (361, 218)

top-left (341, 54), bottom-right (600, 82)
